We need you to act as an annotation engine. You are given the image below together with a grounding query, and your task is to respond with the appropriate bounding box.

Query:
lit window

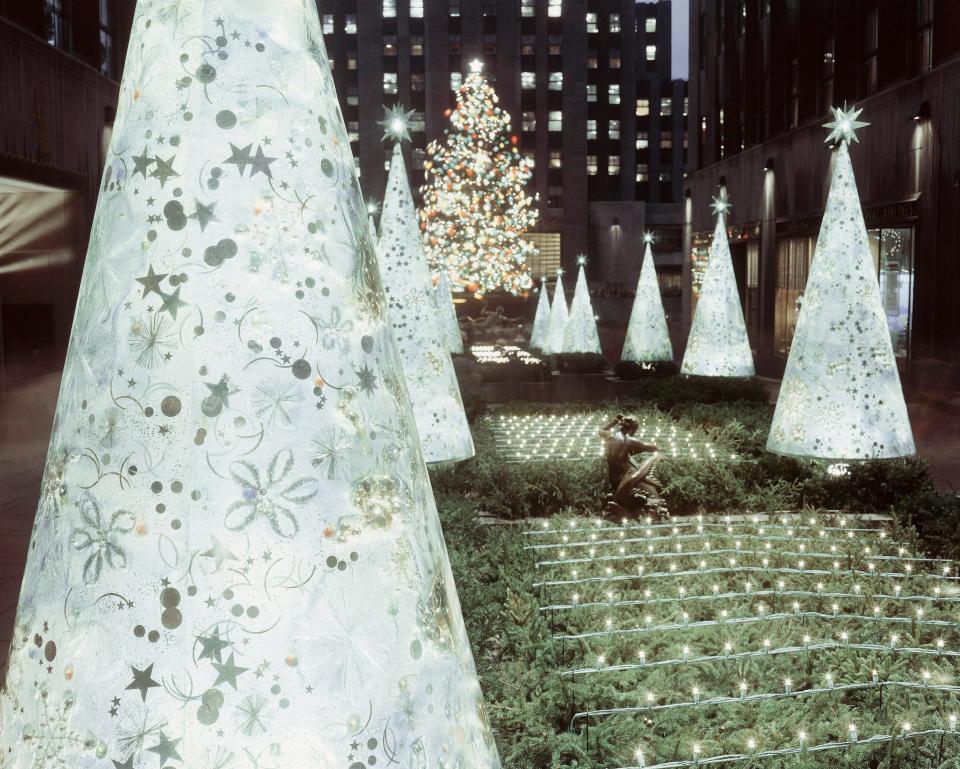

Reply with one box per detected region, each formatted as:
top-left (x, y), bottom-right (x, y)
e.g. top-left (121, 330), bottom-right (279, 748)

top-left (522, 111), bottom-right (536, 131)
top-left (345, 14), bottom-right (357, 34)
top-left (383, 0), bottom-right (397, 18)
top-left (636, 163), bottom-right (648, 182)
top-left (587, 155), bottom-right (598, 175)
top-left (646, 44), bottom-right (656, 61)
top-left (608, 119), bottom-right (620, 139)
top-left (347, 87), bottom-right (359, 106)
top-left (636, 98), bottom-right (650, 117)
top-left (347, 121), bottom-right (360, 142)
top-left (608, 157), bottom-right (621, 175)
top-left (450, 72), bottom-right (462, 91)
top-left (548, 0), bottom-right (562, 18)
top-left (549, 151), bottom-right (562, 169)
top-left (383, 73), bottom-right (398, 94)
top-left (548, 111), bottom-right (563, 131)
top-left (610, 49), bottom-right (621, 68)
top-left (347, 53), bottom-right (357, 70)
top-left (355, 158), bottom-right (362, 177)
top-left (322, 14), bottom-right (334, 33)
top-left (411, 112), bottom-right (426, 132)
top-left (609, 13), bottom-right (621, 32)
top-left (525, 153), bottom-right (535, 168)
top-left (662, 97), bottom-right (673, 116)
top-left (449, 0), bottom-right (460, 16)
top-left (549, 72), bottom-right (563, 90)
top-left (411, 36), bottom-right (424, 55)
top-left (608, 84), bottom-right (620, 104)
top-left (587, 50), bottom-right (598, 68)
top-left (548, 35), bottom-right (562, 55)
top-left (636, 132), bottom-right (648, 149)
top-left (587, 84), bottom-right (597, 102)
top-left (587, 119), bottom-right (597, 139)
top-left (384, 36), bottom-right (397, 55)
top-left (646, 17), bottom-right (657, 33)
top-left (411, 72), bottom-right (425, 91)
top-left (521, 0), bottom-right (535, 17)
top-left (521, 71), bottom-right (536, 89)
top-left (522, 35), bottom-right (535, 55)
top-left (410, 0), bottom-right (424, 17)
top-left (586, 12), bottom-right (598, 33)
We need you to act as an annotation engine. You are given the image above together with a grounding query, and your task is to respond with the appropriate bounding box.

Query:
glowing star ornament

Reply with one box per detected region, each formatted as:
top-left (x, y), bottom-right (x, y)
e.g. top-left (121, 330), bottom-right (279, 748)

top-left (378, 140), bottom-right (474, 462)
top-left (529, 276), bottom-right (552, 351)
top-left (434, 269), bottom-right (464, 354)
top-left (562, 255), bottom-right (602, 354)
top-left (622, 239), bottom-right (673, 363)
top-left (419, 60), bottom-right (538, 295)
top-left (0, 5), bottom-right (498, 769)
top-left (768, 107), bottom-right (914, 460)
top-left (543, 269), bottom-right (569, 354)
top-left (380, 104), bottom-right (415, 143)
top-left (365, 196), bottom-right (380, 243)
top-left (823, 102), bottom-right (869, 145)
top-left (681, 197), bottom-right (755, 377)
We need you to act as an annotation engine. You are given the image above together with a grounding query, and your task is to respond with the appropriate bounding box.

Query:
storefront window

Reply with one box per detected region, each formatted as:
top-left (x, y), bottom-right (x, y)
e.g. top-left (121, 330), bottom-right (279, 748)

top-left (868, 227), bottom-right (914, 358)
top-left (774, 235), bottom-right (815, 356)
top-left (746, 241), bottom-right (760, 329)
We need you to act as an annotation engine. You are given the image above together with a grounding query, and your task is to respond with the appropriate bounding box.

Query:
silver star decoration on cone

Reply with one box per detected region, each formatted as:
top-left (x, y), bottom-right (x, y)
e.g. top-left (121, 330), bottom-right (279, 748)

top-left (823, 102), bottom-right (869, 145)
top-left (380, 104), bottom-right (415, 143)
top-left (556, 267), bottom-right (565, 277)
top-left (365, 197), bottom-right (380, 216)
top-left (576, 254), bottom-right (588, 266)
top-left (642, 231), bottom-right (655, 245)
top-left (710, 195), bottom-right (732, 217)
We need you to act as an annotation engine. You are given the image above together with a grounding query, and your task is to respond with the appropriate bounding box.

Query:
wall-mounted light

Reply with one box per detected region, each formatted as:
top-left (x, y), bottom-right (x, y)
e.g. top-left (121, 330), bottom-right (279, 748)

top-left (611, 217), bottom-right (621, 228)
top-left (913, 101), bottom-right (931, 121)
top-left (719, 175), bottom-right (727, 187)
top-left (763, 158), bottom-right (775, 172)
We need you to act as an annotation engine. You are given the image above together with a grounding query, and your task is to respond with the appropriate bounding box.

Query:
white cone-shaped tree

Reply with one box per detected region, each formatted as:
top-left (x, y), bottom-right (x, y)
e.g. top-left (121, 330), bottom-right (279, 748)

top-left (622, 236), bottom-right (673, 362)
top-left (0, 7), bottom-right (499, 769)
top-left (543, 269), bottom-right (569, 354)
top-left (377, 114), bottom-right (474, 463)
top-left (681, 197), bottom-right (755, 377)
top-left (529, 277), bottom-right (551, 351)
top-left (434, 269), bottom-right (464, 354)
top-left (562, 256), bottom-right (602, 353)
top-left (768, 105), bottom-right (915, 459)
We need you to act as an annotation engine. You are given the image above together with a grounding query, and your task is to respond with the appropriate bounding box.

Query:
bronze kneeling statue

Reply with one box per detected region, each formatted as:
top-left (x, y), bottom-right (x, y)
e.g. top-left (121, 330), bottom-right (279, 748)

top-left (598, 414), bottom-right (667, 520)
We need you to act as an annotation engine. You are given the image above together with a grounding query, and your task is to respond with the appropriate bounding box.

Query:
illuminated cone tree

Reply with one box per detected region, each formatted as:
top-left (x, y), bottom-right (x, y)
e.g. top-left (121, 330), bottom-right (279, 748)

top-left (562, 256), bottom-right (602, 354)
top-left (622, 235), bottom-right (673, 362)
top-left (419, 60), bottom-right (538, 295)
top-left (543, 269), bottom-right (569, 354)
top-left (681, 197), bottom-right (755, 377)
top-left (0, 5), bottom-right (499, 768)
top-left (377, 111), bottom-right (474, 462)
top-left (768, 105), bottom-right (915, 459)
top-left (529, 277), bottom-right (551, 351)
top-left (435, 270), bottom-right (464, 354)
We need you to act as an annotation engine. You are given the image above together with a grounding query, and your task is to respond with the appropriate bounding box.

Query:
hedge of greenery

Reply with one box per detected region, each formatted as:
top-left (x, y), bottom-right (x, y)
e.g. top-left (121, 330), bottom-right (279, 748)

top-left (430, 379), bottom-right (960, 769)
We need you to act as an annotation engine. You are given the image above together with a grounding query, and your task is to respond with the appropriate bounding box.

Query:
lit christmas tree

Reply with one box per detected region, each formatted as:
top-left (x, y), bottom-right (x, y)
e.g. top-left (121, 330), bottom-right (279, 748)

top-left (562, 255), bottom-right (602, 354)
top-left (529, 277), bottom-right (551, 351)
top-left (681, 196), bottom-right (755, 377)
top-left (768, 105), bottom-right (915, 459)
top-left (419, 60), bottom-right (538, 296)
top-left (543, 268), bottom-right (569, 354)
top-left (434, 270), bottom-right (464, 355)
top-left (0, 5), bottom-right (499, 768)
top-left (622, 233), bottom-right (673, 363)
top-left (377, 107), bottom-right (474, 462)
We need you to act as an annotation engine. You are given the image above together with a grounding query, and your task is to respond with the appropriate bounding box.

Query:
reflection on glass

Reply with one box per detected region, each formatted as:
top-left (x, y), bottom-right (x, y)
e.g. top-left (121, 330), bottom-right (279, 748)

top-left (774, 235), bottom-right (815, 356)
top-left (868, 227), bottom-right (914, 359)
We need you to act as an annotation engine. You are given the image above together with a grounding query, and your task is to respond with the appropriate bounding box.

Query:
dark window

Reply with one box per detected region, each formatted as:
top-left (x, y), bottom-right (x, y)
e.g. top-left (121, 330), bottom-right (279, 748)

top-left (43, 0), bottom-right (71, 51)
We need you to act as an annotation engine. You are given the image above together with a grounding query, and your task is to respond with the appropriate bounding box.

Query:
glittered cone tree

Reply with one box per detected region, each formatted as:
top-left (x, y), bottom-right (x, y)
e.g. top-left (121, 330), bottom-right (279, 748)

top-left (434, 269), bottom-right (464, 355)
top-left (562, 257), bottom-right (602, 354)
top-left (419, 60), bottom-right (538, 296)
top-left (543, 269), bottom-right (569, 354)
top-left (681, 198), bottom-right (755, 377)
top-left (377, 129), bottom-right (474, 462)
top-left (529, 277), bottom-right (551, 351)
top-left (0, 4), bottom-right (499, 769)
top-left (768, 105), bottom-right (915, 459)
top-left (622, 239), bottom-right (673, 362)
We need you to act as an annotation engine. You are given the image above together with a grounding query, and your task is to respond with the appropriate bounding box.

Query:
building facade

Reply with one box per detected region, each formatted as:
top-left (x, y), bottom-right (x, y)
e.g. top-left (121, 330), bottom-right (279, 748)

top-left (320, 0), bottom-right (687, 288)
top-left (685, 0), bottom-right (960, 383)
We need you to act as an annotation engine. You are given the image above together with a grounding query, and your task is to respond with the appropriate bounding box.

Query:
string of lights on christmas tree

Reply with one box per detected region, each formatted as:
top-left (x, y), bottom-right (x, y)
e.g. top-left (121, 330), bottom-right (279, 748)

top-left (419, 60), bottom-right (539, 296)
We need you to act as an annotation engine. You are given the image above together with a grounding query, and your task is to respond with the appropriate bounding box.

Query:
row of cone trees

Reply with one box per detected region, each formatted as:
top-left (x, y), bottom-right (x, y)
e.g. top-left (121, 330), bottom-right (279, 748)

top-left (531, 258), bottom-right (604, 355)
top-left (0, 4), bottom-right (498, 768)
top-left (528, 104), bottom-right (914, 462)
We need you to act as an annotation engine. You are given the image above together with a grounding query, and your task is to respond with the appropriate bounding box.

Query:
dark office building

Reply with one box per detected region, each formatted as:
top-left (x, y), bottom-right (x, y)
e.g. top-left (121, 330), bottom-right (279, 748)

top-left (685, 0), bottom-right (960, 383)
top-left (320, 0), bottom-right (687, 288)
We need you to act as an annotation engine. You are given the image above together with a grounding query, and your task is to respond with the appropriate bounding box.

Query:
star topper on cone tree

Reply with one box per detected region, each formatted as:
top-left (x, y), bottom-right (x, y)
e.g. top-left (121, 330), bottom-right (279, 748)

top-left (419, 59), bottom-right (539, 296)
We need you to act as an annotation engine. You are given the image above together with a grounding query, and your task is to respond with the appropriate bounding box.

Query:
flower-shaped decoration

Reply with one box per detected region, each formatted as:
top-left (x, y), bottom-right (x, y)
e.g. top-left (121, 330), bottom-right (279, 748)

top-left (226, 449), bottom-right (319, 538)
top-left (69, 495), bottom-right (136, 584)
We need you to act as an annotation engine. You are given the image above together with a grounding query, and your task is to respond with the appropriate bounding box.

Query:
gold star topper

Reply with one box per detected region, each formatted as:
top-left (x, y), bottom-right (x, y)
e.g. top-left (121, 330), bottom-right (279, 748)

top-left (710, 195), bottom-right (732, 217)
top-left (823, 102), bottom-right (869, 145)
top-left (642, 231), bottom-right (655, 245)
top-left (380, 104), bottom-right (415, 143)
top-left (576, 254), bottom-right (588, 266)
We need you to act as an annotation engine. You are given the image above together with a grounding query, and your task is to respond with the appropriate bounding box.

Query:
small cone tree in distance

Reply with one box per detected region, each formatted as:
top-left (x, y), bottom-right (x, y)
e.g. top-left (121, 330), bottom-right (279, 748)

top-left (681, 196), bottom-right (755, 377)
top-left (562, 255), bottom-right (602, 354)
top-left (377, 106), bottom-right (474, 462)
top-left (529, 276), bottom-right (551, 351)
top-left (543, 268), bottom-right (569, 354)
top-left (768, 104), bottom-right (915, 460)
top-left (420, 59), bottom-right (539, 296)
top-left (622, 232), bottom-right (673, 363)
top-left (0, 9), bottom-right (499, 768)
top-left (435, 269), bottom-right (464, 354)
